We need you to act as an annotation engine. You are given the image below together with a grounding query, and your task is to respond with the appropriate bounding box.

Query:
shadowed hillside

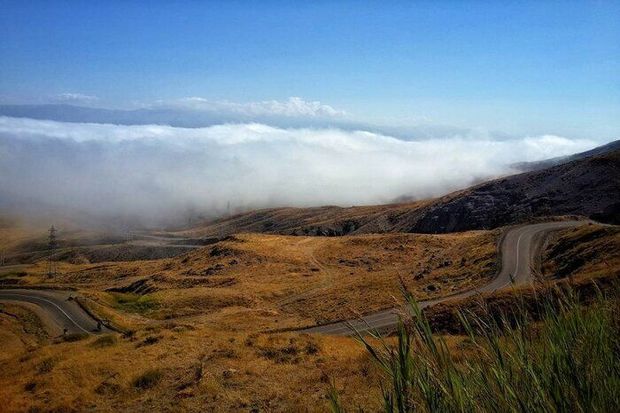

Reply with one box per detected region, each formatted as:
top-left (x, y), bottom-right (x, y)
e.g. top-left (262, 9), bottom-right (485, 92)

top-left (411, 148), bottom-right (619, 232)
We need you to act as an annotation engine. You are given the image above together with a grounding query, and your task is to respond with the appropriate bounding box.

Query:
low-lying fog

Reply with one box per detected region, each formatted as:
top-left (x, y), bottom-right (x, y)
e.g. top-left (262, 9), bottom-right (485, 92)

top-left (0, 116), bottom-right (598, 228)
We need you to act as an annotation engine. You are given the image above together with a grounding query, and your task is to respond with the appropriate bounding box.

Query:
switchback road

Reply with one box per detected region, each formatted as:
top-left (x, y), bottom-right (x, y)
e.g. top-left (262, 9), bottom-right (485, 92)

top-left (300, 220), bottom-right (588, 335)
top-left (0, 289), bottom-right (111, 335)
top-left (0, 221), bottom-right (588, 337)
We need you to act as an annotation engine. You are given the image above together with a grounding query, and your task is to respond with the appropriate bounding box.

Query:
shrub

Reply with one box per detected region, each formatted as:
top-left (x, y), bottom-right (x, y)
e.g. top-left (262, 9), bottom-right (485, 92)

top-left (136, 335), bottom-right (160, 347)
top-left (90, 334), bottom-right (117, 348)
top-left (36, 357), bottom-right (56, 374)
top-left (61, 333), bottom-right (88, 343)
top-left (132, 369), bottom-right (162, 390)
top-left (111, 293), bottom-right (158, 315)
top-left (24, 381), bottom-right (37, 392)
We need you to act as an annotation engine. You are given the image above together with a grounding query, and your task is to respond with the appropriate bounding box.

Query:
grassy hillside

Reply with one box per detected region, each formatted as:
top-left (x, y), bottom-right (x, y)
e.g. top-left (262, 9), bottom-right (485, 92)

top-left (18, 230), bottom-right (498, 326)
top-left (0, 224), bottom-right (618, 411)
top-left (542, 223), bottom-right (620, 280)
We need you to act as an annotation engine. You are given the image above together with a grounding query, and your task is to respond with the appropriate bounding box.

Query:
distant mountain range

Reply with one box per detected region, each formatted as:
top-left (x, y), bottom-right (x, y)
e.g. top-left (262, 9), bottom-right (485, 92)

top-left (180, 140), bottom-right (620, 237)
top-left (0, 103), bottom-right (469, 140)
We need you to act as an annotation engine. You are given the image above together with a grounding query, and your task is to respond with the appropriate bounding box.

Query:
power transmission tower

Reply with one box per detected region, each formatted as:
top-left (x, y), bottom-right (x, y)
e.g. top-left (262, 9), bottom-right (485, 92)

top-left (47, 225), bottom-right (58, 278)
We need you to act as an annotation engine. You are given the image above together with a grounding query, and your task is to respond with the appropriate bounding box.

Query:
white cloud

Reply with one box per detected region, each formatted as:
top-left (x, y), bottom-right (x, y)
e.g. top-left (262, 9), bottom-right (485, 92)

top-left (0, 116), bottom-right (598, 224)
top-left (53, 92), bottom-right (99, 103)
top-left (153, 96), bottom-right (346, 118)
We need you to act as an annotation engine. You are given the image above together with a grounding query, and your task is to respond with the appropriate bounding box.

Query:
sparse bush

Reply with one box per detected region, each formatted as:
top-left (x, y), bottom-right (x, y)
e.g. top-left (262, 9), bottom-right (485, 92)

top-left (24, 381), bottom-right (37, 392)
top-left (244, 334), bottom-right (257, 347)
top-left (258, 338), bottom-right (309, 364)
top-left (329, 284), bottom-right (620, 412)
top-left (132, 369), bottom-right (162, 390)
top-left (304, 341), bottom-right (320, 355)
top-left (111, 293), bottom-right (158, 315)
top-left (138, 335), bottom-right (160, 347)
top-left (60, 333), bottom-right (88, 343)
top-left (122, 329), bottom-right (136, 339)
top-left (90, 334), bottom-right (117, 348)
top-left (36, 357), bottom-right (56, 374)
top-left (95, 381), bottom-right (121, 395)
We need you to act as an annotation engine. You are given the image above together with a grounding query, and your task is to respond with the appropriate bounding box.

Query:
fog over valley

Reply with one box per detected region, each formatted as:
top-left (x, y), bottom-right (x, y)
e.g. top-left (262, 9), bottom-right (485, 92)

top-left (0, 115), bottom-right (599, 227)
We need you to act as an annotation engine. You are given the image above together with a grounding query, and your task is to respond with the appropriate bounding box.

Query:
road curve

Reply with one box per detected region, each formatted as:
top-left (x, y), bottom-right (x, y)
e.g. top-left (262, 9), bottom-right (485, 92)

top-left (0, 289), bottom-right (111, 335)
top-left (300, 220), bottom-right (588, 336)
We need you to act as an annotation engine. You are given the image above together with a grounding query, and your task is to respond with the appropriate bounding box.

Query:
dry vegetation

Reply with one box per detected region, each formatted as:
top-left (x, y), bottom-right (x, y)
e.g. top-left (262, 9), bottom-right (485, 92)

top-left (0, 310), bottom-right (383, 412)
top-left (542, 223), bottom-right (620, 281)
top-left (0, 221), bottom-right (617, 412)
top-left (0, 215), bottom-right (43, 253)
top-left (171, 200), bottom-right (432, 238)
top-left (171, 148), bottom-right (620, 238)
top-left (20, 230), bottom-right (498, 327)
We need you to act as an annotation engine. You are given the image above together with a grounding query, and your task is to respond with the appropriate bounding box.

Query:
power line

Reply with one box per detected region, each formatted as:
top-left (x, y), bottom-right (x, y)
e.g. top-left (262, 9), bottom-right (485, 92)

top-left (47, 225), bottom-right (58, 278)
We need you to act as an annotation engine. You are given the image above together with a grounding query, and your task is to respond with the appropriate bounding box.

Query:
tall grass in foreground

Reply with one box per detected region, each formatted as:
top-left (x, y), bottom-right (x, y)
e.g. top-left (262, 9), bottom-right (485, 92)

top-left (330, 285), bottom-right (620, 412)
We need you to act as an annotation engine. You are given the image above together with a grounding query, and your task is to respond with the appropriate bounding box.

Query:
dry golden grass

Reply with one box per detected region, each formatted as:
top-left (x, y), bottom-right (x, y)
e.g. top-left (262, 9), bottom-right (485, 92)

top-left (172, 199), bottom-right (433, 238)
top-left (21, 230), bottom-right (498, 328)
top-left (0, 306), bottom-right (384, 412)
top-left (542, 223), bottom-right (620, 280)
top-left (0, 228), bottom-right (499, 412)
top-left (1, 222), bottom-right (617, 412)
top-left (0, 303), bottom-right (48, 361)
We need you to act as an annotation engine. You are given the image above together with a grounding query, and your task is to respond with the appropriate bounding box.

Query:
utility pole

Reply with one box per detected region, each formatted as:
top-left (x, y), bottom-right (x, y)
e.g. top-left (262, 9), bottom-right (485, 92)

top-left (47, 225), bottom-right (58, 278)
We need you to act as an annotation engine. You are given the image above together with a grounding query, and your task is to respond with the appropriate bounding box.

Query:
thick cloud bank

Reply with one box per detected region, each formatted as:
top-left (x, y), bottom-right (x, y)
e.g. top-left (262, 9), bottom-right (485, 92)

top-left (0, 116), bottom-right (598, 226)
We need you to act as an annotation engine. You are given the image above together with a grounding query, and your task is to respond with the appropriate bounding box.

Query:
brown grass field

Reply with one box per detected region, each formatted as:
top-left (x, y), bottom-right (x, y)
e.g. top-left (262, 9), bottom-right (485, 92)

top-left (0, 219), bottom-right (617, 412)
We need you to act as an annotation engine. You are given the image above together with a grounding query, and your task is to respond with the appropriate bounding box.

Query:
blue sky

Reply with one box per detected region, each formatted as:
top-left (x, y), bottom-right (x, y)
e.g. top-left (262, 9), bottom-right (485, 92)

top-left (1, 1), bottom-right (619, 139)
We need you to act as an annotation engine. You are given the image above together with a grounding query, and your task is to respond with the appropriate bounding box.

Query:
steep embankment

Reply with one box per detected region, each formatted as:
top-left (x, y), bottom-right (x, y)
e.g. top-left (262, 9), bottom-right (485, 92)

top-left (541, 223), bottom-right (620, 280)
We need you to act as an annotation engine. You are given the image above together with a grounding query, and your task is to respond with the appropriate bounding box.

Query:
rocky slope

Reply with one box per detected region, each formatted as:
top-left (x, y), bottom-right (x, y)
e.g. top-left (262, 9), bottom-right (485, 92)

top-left (409, 149), bottom-right (619, 232)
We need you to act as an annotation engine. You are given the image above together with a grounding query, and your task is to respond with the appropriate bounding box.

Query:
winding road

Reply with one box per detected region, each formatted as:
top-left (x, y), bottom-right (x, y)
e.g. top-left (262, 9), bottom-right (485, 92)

top-left (300, 220), bottom-right (588, 335)
top-left (0, 220), bottom-right (587, 337)
top-left (0, 289), bottom-right (111, 335)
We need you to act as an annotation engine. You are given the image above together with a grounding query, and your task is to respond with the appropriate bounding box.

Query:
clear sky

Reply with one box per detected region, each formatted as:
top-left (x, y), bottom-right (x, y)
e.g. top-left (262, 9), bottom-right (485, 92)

top-left (1, 1), bottom-right (619, 139)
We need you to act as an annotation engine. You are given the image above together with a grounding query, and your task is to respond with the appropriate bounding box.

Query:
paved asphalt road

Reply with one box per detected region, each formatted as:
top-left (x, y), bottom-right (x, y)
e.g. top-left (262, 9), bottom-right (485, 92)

top-left (0, 289), bottom-right (111, 335)
top-left (0, 233), bottom-right (203, 335)
top-left (300, 220), bottom-right (588, 336)
top-left (0, 220), bottom-right (587, 337)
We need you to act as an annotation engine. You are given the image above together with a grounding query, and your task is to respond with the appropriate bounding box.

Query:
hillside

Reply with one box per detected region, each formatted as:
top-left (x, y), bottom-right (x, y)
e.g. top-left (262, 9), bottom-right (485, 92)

top-left (512, 139), bottom-right (620, 172)
top-left (17, 230), bottom-right (496, 325)
top-left (409, 148), bottom-right (620, 232)
top-left (175, 200), bottom-right (433, 238)
top-left (180, 146), bottom-right (620, 237)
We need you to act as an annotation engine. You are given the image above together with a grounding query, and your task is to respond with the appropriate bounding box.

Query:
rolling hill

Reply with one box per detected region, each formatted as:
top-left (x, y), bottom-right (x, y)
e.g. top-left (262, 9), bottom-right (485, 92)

top-left (179, 141), bottom-right (620, 237)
